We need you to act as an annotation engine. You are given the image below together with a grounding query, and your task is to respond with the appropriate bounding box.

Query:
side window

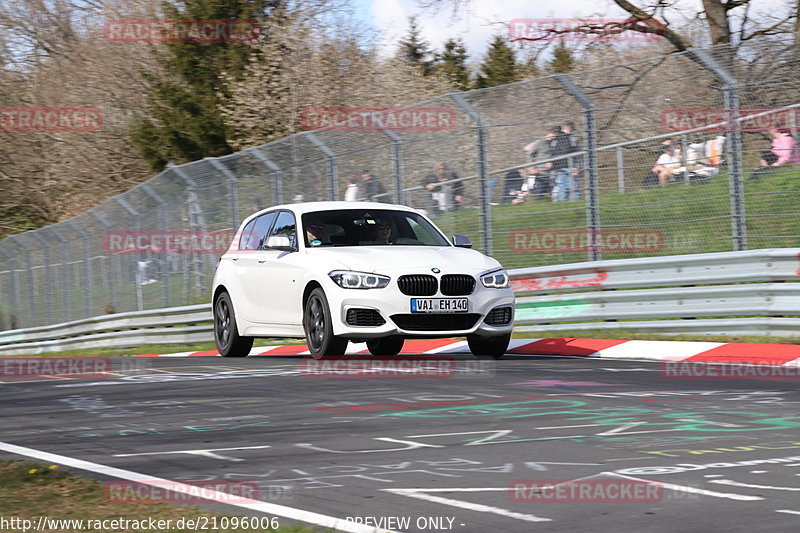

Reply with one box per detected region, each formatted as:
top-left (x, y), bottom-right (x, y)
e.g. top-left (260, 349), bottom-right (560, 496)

top-left (240, 212), bottom-right (277, 250)
top-left (239, 219), bottom-right (258, 250)
top-left (268, 211), bottom-right (297, 249)
top-left (253, 212), bottom-right (278, 249)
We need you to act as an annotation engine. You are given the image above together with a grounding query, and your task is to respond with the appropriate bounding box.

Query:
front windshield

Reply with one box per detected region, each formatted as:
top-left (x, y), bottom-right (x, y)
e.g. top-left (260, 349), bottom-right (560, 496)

top-left (302, 209), bottom-right (451, 248)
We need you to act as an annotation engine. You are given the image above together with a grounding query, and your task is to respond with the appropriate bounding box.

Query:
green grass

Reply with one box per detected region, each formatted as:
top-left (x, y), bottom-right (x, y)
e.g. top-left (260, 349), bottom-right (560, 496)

top-left (0, 460), bottom-right (317, 533)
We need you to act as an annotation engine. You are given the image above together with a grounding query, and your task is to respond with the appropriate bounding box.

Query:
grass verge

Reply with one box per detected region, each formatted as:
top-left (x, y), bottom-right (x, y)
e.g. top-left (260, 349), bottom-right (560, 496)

top-left (0, 460), bottom-right (316, 533)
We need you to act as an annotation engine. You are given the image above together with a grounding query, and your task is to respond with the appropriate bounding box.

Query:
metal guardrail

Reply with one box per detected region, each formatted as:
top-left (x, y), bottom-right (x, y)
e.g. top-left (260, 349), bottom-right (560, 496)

top-left (1, 248), bottom-right (798, 355)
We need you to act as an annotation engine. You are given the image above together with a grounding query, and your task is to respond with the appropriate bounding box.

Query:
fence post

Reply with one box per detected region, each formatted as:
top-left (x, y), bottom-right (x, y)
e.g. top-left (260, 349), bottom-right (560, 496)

top-left (206, 158), bottom-right (239, 230)
top-left (27, 231), bottom-right (54, 325)
top-left (141, 184), bottom-right (170, 308)
top-left (248, 147), bottom-right (283, 205)
top-left (688, 47), bottom-right (746, 251)
top-left (169, 166), bottom-right (210, 301)
top-left (303, 132), bottom-right (338, 201)
top-left (0, 246), bottom-right (19, 330)
top-left (89, 209), bottom-right (115, 310)
top-left (67, 221), bottom-right (92, 318)
top-left (680, 133), bottom-right (690, 185)
top-left (379, 127), bottom-right (404, 204)
top-left (616, 146), bottom-right (625, 193)
top-left (48, 227), bottom-right (71, 320)
top-left (448, 92), bottom-right (491, 256)
top-left (555, 74), bottom-right (600, 261)
top-left (113, 197), bottom-right (141, 310)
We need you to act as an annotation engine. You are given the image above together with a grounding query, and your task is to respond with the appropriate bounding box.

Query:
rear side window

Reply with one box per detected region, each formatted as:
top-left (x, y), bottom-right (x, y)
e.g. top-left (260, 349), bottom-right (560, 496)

top-left (268, 211), bottom-right (297, 249)
top-left (240, 212), bottom-right (277, 250)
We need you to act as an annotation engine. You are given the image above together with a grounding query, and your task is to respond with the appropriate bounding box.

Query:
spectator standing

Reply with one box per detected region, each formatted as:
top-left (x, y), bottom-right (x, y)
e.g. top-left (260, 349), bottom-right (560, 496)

top-left (547, 125), bottom-right (576, 201)
top-left (768, 127), bottom-right (800, 166)
top-left (421, 162), bottom-right (464, 212)
top-left (344, 174), bottom-right (360, 201)
top-left (523, 133), bottom-right (552, 200)
top-left (361, 170), bottom-right (387, 201)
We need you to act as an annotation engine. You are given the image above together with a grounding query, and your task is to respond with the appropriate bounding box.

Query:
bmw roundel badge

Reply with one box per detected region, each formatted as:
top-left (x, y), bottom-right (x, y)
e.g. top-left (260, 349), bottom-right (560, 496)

top-left (431, 267), bottom-right (441, 273)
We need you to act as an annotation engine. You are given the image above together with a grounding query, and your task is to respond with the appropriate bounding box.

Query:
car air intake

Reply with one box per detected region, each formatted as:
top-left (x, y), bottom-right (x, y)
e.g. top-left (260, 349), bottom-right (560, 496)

top-left (346, 308), bottom-right (386, 327)
top-left (397, 275), bottom-right (437, 296)
top-left (391, 313), bottom-right (480, 331)
top-left (440, 274), bottom-right (475, 296)
top-left (484, 306), bottom-right (513, 326)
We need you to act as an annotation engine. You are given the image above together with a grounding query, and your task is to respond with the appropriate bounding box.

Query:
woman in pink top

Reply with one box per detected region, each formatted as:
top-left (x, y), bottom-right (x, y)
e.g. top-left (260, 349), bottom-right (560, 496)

top-left (769, 127), bottom-right (800, 166)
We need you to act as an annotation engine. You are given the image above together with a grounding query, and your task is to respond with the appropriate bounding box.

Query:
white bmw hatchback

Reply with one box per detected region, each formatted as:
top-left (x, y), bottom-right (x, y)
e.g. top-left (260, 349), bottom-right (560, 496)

top-left (212, 201), bottom-right (514, 358)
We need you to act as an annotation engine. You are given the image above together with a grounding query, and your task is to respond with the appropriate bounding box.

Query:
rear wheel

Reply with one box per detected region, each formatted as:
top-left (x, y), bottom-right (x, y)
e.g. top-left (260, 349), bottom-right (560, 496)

top-left (366, 336), bottom-right (404, 356)
top-left (467, 333), bottom-right (510, 360)
top-left (214, 292), bottom-right (253, 357)
top-left (304, 288), bottom-right (348, 358)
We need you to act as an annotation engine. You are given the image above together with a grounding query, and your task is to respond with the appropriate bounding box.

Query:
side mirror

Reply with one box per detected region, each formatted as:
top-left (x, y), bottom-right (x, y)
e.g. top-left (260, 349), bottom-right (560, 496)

top-left (264, 234), bottom-right (294, 251)
top-left (452, 234), bottom-right (472, 248)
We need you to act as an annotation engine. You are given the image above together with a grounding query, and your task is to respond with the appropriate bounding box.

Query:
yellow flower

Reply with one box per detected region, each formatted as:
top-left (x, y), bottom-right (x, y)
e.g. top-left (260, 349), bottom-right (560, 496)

top-left (49, 465), bottom-right (59, 470)
top-left (28, 469), bottom-right (38, 474)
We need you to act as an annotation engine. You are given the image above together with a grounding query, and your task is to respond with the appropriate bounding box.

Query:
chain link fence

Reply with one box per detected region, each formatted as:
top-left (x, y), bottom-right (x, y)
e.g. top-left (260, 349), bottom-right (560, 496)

top-left (2, 36), bottom-right (799, 330)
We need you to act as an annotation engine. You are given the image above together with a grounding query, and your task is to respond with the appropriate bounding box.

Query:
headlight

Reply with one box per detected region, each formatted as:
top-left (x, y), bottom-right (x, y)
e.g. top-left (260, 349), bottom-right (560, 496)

top-left (481, 269), bottom-right (510, 288)
top-left (329, 270), bottom-right (390, 289)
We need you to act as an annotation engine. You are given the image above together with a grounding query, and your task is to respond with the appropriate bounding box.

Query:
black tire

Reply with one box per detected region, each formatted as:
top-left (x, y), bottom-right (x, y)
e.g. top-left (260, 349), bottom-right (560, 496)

top-left (214, 292), bottom-right (254, 357)
top-left (467, 333), bottom-right (510, 359)
top-left (366, 336), bottom-right (405, 356)
top-left (304, 288), bottom-right (348, 358)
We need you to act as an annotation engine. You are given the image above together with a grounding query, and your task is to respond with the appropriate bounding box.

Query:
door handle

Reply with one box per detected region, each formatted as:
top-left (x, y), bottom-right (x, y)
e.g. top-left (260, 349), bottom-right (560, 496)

top-left (231, 257), bottom-right (238, 261)
top-left (258, 260), bottom-right (266, 264)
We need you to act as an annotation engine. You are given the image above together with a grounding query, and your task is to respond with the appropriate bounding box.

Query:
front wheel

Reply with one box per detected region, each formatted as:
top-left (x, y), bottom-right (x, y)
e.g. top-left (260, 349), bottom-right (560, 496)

top-left (467, 333), bottom-right (510, 359)
top-left (214, 292), bottom-right (253, 357)
top-left (366, 336), bottom-right (404, 356)
top-left (304, 288), bottom-right (348, 358)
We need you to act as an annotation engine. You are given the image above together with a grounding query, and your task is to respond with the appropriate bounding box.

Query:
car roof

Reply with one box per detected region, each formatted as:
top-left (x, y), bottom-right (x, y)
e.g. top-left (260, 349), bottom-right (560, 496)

top-left (252, 201), bottom-right (419, 218)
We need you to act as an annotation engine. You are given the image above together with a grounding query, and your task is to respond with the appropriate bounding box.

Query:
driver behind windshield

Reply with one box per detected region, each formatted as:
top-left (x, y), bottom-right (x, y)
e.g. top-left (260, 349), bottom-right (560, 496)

top-left (367, 220), bottom-right (392, 244)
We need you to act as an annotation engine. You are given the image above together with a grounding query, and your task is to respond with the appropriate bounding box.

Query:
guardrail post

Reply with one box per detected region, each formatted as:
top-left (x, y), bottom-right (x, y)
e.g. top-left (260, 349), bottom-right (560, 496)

top-left (248, 148), bottom-right (283, 205)
top-left (141, 184), bottom-right (170, 308)
top-left (206, 158), bottom-right (239, 230)
top-left (48, 227), bottom-right (71, 320)
top-left (303, 132), bottom-right (338, 201)
top-left (67, 221), bottom-right (92, 318)
top-left (688, 48), bottom-right (746, 251)
top-left (27, 232), bottom-right (54, 325)
top-left (555, 74), bottom-right (600, 261)
top-left (616, 146), bottom-right (625, 193)
top-left (448, 92), bottom-right (491, 256)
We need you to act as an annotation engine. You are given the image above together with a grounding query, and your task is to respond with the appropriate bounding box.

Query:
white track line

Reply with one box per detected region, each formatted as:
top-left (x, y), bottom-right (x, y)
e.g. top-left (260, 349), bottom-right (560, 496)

top-left (0, 441), bottom-right (393, 533)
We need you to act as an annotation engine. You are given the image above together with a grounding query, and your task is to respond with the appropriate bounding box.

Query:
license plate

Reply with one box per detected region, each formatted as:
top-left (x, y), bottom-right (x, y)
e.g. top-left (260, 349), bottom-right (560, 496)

top-left (410, 298), bottom-right (468, 313)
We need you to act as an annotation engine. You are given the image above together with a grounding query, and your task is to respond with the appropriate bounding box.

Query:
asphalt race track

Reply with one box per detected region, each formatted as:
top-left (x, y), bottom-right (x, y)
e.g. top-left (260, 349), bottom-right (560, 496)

top-left (2, 351), bottom-right (800, 532)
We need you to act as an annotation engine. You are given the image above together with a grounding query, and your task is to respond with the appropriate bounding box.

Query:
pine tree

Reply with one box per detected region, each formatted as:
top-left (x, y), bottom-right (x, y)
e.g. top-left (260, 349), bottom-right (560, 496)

top-left (434, 38), bottom-right (471, 90)
top-left (474, 35), bottom-right (519, 89)
top-left (397, 16), bottom-right (433, 76)
top-left (547, 42), bottom-right (577, 74)
top-left (131, 0), bottom-right (285, 170)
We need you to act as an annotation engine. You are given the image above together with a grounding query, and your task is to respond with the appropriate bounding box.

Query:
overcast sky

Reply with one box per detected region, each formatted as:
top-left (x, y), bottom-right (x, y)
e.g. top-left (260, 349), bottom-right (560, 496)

top-left (348, 0), bottom-right (789, 59)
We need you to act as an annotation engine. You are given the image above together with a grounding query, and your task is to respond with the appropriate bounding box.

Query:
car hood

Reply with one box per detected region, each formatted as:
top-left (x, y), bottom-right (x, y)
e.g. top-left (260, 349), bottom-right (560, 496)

top-left (306, 246), bottom-right (502, 275)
